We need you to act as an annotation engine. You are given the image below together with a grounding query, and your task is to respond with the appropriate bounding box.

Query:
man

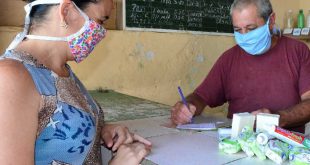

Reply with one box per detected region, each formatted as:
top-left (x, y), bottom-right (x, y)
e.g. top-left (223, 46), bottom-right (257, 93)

top-left (171, 0), bottom-right (310, 133)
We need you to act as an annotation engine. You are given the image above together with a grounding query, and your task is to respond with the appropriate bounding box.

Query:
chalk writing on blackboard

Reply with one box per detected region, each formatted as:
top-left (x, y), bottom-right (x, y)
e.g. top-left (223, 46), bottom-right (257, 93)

top-left (124, 0), bottom-right (234, 34)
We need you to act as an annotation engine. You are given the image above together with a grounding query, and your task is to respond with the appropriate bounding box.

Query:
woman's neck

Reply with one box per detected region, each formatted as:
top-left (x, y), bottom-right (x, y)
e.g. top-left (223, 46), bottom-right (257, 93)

top-left (15, 40), bottom-right (70, 77)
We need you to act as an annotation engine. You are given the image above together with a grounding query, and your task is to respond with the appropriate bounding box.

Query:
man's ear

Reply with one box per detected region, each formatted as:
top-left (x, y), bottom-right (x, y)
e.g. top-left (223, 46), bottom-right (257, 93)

top-left (269, 12), bottom-right (276, 27)
top-left (59, 0), bottom-right (72, 24)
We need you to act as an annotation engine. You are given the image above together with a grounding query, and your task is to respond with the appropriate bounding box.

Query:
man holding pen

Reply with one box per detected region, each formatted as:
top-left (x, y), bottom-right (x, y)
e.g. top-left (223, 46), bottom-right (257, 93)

top-left (171, 0), bottom-right (310, 134)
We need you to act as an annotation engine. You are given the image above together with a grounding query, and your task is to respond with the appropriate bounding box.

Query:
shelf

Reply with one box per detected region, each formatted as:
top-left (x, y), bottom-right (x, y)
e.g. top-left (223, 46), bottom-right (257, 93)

top-left (283, 34), bottom-right (310, 42)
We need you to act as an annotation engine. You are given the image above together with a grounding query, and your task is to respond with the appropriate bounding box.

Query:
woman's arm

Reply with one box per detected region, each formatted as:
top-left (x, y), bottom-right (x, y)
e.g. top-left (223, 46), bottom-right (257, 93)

top-left (0, 60), bottom-right (41, 164)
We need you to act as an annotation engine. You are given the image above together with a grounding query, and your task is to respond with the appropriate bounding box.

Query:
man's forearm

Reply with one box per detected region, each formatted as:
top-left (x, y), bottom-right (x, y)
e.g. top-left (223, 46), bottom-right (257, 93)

top-left (278, 99), bottom-right (310, 128)
top-left (186, 93), bottom-right (207, 116)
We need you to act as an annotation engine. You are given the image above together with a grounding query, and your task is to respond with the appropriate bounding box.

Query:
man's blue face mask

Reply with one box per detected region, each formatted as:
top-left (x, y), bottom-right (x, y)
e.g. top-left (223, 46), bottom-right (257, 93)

top-left (234, 18), bottom-right (272, 55)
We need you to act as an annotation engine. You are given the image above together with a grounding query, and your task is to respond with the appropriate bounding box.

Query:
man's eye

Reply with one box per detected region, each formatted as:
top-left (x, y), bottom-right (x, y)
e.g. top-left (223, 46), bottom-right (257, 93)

top-left (234, 28), bottom-right (241, 32)
top-left (248, 28), bottom-right (257, 31)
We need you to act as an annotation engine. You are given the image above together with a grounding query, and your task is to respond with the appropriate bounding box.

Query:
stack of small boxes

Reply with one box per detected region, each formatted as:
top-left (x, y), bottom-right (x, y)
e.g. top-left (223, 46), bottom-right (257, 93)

top-left (231, 112), bottom-right (280, 138)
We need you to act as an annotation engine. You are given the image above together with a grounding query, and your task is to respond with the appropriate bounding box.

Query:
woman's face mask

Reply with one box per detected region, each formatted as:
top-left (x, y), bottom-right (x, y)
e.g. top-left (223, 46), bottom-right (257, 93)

top-left (234, 18), bottom-right (272, 56)
top-left (27, 3), bottom-right (106, 63)
top-left (7, 0), bottom-right (106, 63)
top-left (66, 17), bottom-right (106, 63)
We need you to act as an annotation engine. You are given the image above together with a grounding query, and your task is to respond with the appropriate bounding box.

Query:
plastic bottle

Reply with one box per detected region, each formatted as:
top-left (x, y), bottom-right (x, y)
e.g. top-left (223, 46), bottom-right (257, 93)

top-left (286, 9), bottom-right (294, 28)
top-left (298, 9), bottom-right (305, 28)
top-left (307, 9), bottom-right (310, 28)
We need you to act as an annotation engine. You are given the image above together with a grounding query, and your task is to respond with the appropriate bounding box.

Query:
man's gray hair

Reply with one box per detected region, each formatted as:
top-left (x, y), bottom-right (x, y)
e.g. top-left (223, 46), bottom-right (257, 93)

top-left (230, 0), bottom-right (273, 22)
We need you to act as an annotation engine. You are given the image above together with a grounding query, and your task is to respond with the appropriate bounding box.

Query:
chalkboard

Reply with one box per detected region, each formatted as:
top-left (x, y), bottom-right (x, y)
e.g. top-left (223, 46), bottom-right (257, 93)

top-left (124, 0), bottom-right (234, 34)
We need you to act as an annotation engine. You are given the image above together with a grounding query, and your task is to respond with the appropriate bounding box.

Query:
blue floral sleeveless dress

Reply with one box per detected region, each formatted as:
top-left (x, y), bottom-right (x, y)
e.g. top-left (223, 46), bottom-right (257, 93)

top-left (1, 50), bottom-right (104, 165)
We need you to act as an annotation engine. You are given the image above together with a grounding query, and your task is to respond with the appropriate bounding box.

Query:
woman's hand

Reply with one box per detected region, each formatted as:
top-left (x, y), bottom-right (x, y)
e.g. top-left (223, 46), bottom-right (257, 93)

top-left (101, 124), bottom-right (152, 151)
top-left (109, 142), bottom-right (151, 165)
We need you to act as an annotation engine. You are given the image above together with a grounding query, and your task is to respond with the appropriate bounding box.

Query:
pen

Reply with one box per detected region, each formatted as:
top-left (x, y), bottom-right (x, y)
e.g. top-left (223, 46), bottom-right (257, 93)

top-left (177, 86), bottom-right (192, 123)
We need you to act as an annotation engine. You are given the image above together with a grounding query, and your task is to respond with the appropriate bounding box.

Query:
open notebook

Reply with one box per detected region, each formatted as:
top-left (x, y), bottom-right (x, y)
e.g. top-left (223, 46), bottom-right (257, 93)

top-left (176, 122), bottom-right (217, 130)
top-left (176, 115), bottom-right (232, 131)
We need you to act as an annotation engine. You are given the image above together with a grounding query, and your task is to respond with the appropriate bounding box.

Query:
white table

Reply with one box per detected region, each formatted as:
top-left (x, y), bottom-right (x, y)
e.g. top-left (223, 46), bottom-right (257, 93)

top-left (102, 115), bottom-right (289, 165)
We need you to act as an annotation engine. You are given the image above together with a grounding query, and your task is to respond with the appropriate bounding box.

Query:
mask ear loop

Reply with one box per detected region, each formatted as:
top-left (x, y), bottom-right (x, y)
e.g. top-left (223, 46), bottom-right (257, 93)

top-left (267, 13), bottom-right (281, 37)
top-left (272, 23), bottom-right (282, 37)
top-left (6, 0), bottom-right (62, 52)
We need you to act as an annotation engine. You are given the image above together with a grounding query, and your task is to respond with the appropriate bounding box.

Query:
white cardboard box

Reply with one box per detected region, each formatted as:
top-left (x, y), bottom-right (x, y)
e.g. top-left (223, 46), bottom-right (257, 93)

top-left (256, 113), bottom-right (279, 133)
top-left (231, 112), bottom-right (255, 138)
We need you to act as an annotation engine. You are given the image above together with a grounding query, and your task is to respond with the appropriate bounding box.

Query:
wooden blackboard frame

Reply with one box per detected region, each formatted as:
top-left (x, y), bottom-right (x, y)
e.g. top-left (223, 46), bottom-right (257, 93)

top-left (122, 0), bottom-right (234, 36)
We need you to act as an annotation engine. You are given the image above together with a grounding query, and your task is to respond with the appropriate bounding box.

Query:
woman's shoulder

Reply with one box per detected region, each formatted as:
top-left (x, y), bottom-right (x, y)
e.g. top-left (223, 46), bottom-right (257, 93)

top-left (0, 58), bottom-right (38, 98)
top-left (0, 58), bottom-right (30, 80)
top-left (0, 57), bottom-right (41, 109)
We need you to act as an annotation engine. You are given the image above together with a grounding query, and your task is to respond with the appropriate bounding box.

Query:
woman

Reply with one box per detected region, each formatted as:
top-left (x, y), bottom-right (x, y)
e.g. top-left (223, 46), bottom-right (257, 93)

top-left (0, 0), bottom-right (151, 164)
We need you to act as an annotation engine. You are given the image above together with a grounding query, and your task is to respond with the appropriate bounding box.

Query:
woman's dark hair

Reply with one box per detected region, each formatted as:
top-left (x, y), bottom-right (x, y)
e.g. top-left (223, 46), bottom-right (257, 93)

top-left (26, 0), bottom-right (99, 23)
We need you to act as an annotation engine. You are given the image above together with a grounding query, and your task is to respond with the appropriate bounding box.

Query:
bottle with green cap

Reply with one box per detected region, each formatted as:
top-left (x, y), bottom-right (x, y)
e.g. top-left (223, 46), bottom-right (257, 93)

top-left (307, 9), bottom-right (310, 27)
top-left (298, 9), bottom-right (305, 28)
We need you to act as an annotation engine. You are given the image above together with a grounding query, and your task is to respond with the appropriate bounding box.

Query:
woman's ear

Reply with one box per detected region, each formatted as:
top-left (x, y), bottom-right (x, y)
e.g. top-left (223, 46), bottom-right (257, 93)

top-left (59, 0), bottom-right (72, 26)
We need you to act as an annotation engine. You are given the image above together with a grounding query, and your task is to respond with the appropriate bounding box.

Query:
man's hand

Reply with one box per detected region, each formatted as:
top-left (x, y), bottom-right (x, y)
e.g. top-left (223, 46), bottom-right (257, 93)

top-left (251, 108), bottom-right (271, 116)
top-left (171, 101), bottom-right (196, 124)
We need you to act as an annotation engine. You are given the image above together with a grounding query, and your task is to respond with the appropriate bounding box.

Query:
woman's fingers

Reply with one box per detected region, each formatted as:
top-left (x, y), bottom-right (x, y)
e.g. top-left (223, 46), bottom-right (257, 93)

top-left (132, 133), bottom-right (152, 146)
top-left (112, 127), bottom-right (132, 151)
